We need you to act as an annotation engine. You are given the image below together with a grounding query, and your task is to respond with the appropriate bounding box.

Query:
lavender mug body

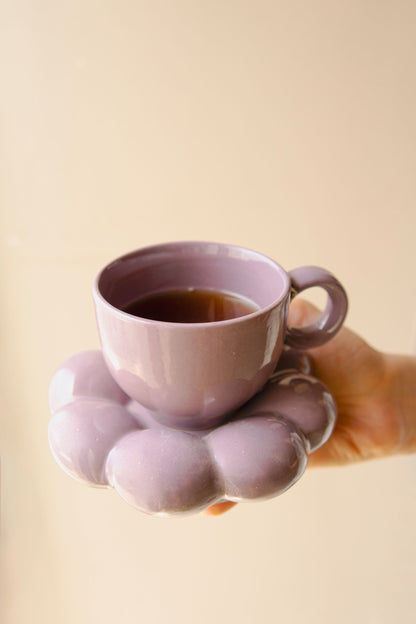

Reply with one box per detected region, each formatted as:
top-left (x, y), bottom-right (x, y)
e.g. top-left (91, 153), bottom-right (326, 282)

top-left (93, 242), bottom-right (347, 430)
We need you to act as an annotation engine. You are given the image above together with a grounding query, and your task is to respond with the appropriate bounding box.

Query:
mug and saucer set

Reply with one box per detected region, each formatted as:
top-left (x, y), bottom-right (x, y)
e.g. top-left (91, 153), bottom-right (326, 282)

top-left (48, 241), bottom-right (348, 516)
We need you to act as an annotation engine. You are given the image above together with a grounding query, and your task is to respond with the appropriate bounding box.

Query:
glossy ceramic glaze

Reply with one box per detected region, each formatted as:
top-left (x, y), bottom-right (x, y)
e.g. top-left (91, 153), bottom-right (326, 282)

top-left (48, 244), bottom-right (347, 515)
top-left (93, 242), bottom-right (347, 429)
top-left (48, 347), bottom-right (336, 516)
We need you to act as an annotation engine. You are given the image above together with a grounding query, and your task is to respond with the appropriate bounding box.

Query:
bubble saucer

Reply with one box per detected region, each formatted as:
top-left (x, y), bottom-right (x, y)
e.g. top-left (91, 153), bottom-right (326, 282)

top-left (48, 346), bottom-right (336, 517)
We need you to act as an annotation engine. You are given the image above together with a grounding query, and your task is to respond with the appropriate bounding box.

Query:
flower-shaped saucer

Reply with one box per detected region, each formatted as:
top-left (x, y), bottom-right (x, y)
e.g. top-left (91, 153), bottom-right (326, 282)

top-left (48, 347), bottom-right (336, 517)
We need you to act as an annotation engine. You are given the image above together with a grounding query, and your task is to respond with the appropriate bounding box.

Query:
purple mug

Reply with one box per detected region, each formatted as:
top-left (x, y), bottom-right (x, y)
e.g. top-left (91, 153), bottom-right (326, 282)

top-left (93, 241), bottom-right (348, 430)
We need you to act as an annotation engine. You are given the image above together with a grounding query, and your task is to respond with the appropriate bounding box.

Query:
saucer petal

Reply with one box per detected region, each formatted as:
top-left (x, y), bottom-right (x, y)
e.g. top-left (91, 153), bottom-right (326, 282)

top-left (207, 414), bottom-right (307, 502)
top-left (49, 350), bottom-right (130, 414)
top-left (48, 399), bottom-right (140, 485)
top-left (106, 429), bottom-right (220, 516)
top-left (238, 373), bottom-right (336, 452)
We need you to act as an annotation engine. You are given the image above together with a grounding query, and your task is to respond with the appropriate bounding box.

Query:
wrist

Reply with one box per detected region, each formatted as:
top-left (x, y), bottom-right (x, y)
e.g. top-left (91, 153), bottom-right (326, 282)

top-left (384, 353), bottom-right (416, 456)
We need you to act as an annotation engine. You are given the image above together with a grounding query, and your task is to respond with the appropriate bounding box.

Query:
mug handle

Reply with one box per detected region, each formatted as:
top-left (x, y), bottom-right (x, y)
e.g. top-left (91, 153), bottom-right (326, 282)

top-left (285, 266), bottom-right (348, 349)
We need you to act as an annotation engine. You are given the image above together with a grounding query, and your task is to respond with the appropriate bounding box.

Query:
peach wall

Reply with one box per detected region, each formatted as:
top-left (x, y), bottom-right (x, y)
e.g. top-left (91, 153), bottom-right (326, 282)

top-left (1, 2), bottom-right (415, 623)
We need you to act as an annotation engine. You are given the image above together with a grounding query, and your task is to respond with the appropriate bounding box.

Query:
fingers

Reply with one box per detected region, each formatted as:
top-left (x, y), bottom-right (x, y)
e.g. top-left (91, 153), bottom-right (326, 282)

top-left (203, 501), bottom-right (237, 517)
top-left (287, 298), bottom-right (322, 327)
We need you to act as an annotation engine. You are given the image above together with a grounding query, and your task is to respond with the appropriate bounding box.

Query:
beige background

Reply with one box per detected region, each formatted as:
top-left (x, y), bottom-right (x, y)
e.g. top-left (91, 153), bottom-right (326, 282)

top-left (1, 1), bottom-right (416, 623)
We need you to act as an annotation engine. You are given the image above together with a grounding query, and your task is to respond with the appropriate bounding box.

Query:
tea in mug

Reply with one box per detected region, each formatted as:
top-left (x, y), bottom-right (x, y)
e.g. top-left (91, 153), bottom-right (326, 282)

top-left (122, 288), bottom-right (258, 323)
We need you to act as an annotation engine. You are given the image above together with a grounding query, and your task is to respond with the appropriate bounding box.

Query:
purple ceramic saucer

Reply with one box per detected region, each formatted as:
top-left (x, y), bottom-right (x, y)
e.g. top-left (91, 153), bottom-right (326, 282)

top-left (48, 346), bottom-right (336, 517)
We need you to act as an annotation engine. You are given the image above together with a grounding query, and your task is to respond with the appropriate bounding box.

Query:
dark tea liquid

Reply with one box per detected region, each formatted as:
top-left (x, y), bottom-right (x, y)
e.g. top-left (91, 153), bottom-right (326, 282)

top-left (122, 288), bottom-right (258, 323)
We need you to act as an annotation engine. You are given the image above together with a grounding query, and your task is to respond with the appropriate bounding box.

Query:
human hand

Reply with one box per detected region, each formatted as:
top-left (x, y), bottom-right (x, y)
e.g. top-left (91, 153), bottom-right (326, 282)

top-left (205, 298), bottom-right (416, 516)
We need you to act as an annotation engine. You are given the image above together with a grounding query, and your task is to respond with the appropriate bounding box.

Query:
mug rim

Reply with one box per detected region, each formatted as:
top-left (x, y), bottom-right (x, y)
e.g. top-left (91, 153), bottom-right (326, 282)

top-left (92, 241), bottom-right (291, 328)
